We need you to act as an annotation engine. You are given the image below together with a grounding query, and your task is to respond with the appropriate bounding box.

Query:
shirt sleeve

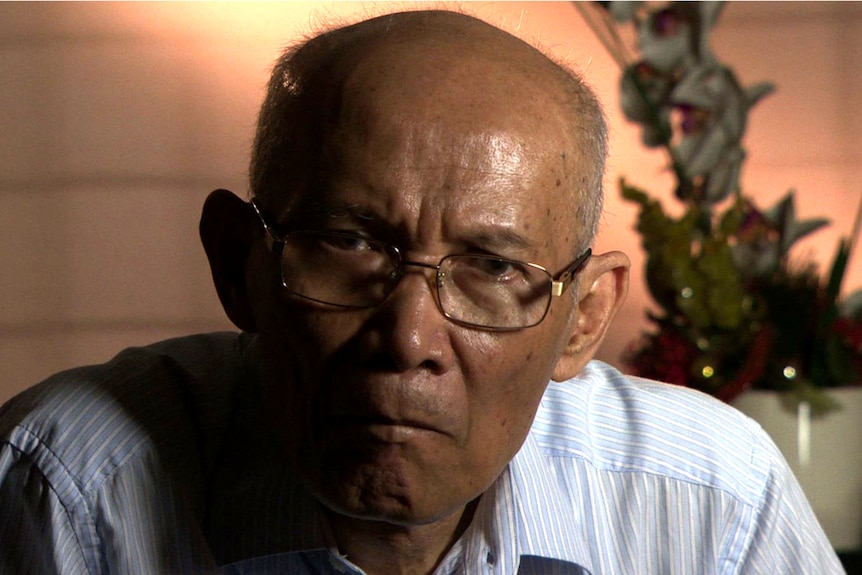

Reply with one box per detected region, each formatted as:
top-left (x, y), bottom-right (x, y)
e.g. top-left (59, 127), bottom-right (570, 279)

top-left (0, 428), bottom-right (96, 575)
top-left (0, 423), bottom-right (220, 575)
top-left (732, 430), bottom-right (845, 575)
top-left (0, 333), bottom-right (247, 575)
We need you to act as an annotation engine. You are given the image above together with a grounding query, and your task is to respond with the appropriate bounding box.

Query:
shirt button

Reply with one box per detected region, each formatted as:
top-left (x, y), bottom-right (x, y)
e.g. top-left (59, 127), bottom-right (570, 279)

top-left (485, 550), bottom-right (496, 566)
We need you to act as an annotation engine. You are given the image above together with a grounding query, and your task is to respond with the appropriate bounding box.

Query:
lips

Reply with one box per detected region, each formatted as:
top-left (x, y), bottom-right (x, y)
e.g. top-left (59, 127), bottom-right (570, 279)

top-left (322, 378), bottom-right (455, 441)
top-left (336, 411), bottom-right (428, 427)
top-left (330, 417), bottom-right (443, 447)
top-left (330, 406), bottom-right (448, 436)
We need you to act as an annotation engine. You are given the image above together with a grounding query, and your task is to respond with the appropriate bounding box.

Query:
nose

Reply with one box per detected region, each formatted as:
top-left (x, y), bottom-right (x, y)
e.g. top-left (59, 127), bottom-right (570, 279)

top-left (359, 262), bottom-right (455, 374)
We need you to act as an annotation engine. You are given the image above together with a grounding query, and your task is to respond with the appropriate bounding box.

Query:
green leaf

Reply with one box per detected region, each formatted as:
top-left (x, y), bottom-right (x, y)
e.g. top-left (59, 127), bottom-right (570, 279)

top-left (763, 190), bottom-right (831, 255)
top-left (620, 179), bottom-right (651, 204)
top-left (825, 239), bottom-right (850, 305)
top-left (744, 82), bottom-right (776, 107)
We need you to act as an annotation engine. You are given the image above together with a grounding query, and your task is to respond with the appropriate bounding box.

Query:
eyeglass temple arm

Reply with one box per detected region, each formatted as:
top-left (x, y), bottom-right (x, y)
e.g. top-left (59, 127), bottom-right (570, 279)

top-left (250, 198), bottom-right (278, 252)
top-left (550, 249), bottom-right (592, 297)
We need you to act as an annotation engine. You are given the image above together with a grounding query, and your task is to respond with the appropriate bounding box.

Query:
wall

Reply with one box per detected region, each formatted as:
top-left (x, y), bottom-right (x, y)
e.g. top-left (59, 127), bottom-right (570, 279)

top-left (2, 1), bottom-right (861, 405)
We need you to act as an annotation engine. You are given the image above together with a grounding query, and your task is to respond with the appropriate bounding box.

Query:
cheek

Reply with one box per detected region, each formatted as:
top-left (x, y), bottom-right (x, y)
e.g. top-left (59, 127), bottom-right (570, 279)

top-left (462, 300), bottom-right (575, 430)
top-left (261, 302), bottom-right (365, 365)
top-left (258, 308), bottom-right (365, 419)
top-left (457, 330), bottom-right (559, 447)
top-left (256, 304), bottom-right (368, 447)
top-left (460, 318), bottom-right (566, 394)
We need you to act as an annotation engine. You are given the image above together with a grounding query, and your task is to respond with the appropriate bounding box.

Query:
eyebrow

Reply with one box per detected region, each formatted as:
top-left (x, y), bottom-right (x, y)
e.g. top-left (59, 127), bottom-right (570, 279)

top-left (289, 201), bottom-right (538, 255)
top-left (280, 201), bottom-right (374, 227)
top-left (459, 226), bottom-right (535, 254)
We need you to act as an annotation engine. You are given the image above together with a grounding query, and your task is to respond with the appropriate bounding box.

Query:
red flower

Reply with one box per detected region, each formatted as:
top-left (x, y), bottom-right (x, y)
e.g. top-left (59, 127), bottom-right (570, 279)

top-left (626, 329), bottom-right (699, 387)
top-left (833, 318), bottom-right (862, 353)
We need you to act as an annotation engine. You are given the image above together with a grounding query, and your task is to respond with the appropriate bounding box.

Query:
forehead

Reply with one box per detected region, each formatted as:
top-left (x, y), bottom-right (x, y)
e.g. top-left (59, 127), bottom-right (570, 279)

top-left (325, 131), bottom-right (555, 239)
top-left (284, 24), bottom-right (586, 256)
top-left (337, 28), bottom-right (573, 145)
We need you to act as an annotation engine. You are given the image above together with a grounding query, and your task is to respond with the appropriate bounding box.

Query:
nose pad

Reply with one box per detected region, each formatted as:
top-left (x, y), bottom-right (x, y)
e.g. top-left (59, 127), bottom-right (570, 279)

top-left (379, 263), bottom-right (439, 307)
top-left (389, 262), bottom-right (445, 319)
top-left (394, 260), bottom-right (444, 309)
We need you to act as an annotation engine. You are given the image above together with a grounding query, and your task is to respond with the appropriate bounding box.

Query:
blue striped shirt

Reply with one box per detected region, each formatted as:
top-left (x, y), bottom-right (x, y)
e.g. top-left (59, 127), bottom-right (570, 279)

top-left (0, 333), bottom-right (843, 574)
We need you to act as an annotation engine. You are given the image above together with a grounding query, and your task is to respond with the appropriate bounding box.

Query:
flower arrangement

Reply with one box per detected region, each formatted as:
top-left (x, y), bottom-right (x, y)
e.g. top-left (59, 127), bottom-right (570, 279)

top-left (577, 1), bottom-right (862, 414)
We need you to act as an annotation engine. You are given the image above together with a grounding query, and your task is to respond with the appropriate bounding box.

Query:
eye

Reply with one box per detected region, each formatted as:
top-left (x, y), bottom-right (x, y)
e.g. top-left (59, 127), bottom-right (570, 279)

top-left (463, 256), bottom-right (531, 283)
top-left (318, 233), bottom-right (375, 253)
top-left (476, 257), bottom-right (516, 277)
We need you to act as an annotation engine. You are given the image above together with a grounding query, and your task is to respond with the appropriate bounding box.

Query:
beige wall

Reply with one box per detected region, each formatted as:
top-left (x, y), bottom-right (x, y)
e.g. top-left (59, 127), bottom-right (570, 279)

top-left (2, 1), bottom-right (861, 405)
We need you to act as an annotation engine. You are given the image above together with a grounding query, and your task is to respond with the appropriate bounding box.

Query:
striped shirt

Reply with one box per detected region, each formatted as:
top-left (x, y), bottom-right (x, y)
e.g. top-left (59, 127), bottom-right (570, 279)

top-left (0, 332), bottom-right (843, 574)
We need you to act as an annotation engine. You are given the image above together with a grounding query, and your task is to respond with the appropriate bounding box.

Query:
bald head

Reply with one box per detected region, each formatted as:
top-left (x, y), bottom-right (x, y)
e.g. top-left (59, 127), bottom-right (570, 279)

top-left (250, 10), bottom-right (607, 246)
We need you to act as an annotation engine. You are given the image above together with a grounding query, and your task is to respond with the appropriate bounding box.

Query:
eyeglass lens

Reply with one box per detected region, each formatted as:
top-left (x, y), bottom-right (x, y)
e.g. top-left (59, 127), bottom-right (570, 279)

top-left (277, 231), bottom-right (554, 329)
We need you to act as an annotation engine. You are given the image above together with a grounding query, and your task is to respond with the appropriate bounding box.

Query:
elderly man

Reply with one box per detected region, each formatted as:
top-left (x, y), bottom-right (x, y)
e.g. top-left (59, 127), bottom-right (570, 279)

top-left (0, 10), bottom-right (843, 575)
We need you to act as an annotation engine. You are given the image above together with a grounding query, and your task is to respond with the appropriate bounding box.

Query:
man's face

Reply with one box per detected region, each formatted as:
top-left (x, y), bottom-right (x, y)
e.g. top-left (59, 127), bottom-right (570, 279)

top-left (249, 42), bottom-right (588, 528)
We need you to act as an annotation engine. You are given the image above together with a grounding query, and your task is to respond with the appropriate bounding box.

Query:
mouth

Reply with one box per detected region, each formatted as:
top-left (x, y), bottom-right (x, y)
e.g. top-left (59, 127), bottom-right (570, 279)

top-left (330, 414), bottom-right (446, 444)
top-left (317, 374), bottom-right (457, 445)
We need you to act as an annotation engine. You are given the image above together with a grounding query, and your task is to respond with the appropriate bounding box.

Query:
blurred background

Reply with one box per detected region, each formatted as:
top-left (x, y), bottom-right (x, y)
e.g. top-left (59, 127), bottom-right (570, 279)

top-left (2, 1), bottom-right (861, 405)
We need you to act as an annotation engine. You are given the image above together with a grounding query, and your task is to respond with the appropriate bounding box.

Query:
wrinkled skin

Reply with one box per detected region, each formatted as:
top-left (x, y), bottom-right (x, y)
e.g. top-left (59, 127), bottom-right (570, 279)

top-left (202, 11), bottom-right (629, 575)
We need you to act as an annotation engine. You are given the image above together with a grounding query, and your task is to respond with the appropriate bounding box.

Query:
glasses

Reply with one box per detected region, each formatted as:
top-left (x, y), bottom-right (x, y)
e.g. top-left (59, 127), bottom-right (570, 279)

top-left (251, 199), bottom-right (591, 331)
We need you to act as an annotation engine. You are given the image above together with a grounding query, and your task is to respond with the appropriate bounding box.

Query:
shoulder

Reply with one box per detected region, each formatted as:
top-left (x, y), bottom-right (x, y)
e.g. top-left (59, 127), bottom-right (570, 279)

top-left (533, 360), bottom-right (778, 506)
top-left (0, 332), bottom-right (255, 498)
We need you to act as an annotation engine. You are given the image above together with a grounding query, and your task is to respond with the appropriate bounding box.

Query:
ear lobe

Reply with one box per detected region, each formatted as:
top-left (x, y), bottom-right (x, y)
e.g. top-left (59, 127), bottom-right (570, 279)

top-left (552, 251), bottom-right (630, 381)
top-left (200, 189), bottom-right (259, 332)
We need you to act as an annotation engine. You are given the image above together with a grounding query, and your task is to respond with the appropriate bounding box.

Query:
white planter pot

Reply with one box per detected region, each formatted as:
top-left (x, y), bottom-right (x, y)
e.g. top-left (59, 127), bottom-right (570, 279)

top-left (732, 388), bottom-right (862, 551)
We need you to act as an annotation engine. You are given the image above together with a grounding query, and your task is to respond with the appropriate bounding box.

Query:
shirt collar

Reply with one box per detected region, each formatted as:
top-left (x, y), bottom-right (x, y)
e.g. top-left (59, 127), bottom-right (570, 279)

top-left (455, 429), bottom-right (594, 575)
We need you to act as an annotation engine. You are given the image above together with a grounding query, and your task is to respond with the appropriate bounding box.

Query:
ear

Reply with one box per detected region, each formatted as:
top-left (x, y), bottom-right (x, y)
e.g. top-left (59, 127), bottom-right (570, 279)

top-left (552, 251), bottom-right (630, 381)
top-left (200, 189), bottom-right (260, 332)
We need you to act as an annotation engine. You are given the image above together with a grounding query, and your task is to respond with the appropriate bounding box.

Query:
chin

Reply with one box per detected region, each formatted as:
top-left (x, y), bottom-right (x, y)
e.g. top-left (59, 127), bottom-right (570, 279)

top-left (308, 461), bottom-right (462, 527)
top-left (314, 485), bottom-right (422, 526)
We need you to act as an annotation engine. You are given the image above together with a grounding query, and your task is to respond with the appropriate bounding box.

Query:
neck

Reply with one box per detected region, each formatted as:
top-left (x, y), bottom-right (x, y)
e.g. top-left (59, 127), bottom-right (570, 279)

top-left (326, 499), bottom-right (479, 575)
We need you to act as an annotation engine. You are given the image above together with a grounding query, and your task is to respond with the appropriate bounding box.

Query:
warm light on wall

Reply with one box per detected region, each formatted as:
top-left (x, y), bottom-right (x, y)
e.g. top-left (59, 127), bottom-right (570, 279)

top-left (99, 2), bottom-right (554, 44)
